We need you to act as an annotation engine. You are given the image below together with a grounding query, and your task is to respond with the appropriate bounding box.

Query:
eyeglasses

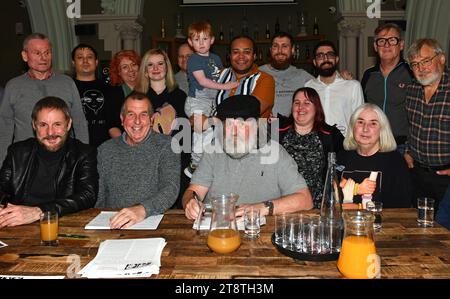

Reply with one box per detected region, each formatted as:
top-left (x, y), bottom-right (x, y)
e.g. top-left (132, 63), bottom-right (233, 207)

top-left (315, 51), bottom-right (337, 60)
top-left (375, 37), bottom-right (400, 47)
top-left (409, 54), bottom-right (439, 71)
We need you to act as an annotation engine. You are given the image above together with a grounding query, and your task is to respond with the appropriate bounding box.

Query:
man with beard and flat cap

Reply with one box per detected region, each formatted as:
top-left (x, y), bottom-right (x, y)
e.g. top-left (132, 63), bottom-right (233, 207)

top-left (306, 40), bottom-right (364, 135)
top-left (182, 94), bottom-right (313, 220)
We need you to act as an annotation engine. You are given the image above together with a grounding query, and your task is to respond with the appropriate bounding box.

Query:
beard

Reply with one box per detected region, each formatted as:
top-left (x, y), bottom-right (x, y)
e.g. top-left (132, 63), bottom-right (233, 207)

top-left (317, 62), bottom-right (337, 77)
top-left (416, 71), bottom-right (441, 86)
top-left (38, 134), bottom-right (68, 152)
top-left (223, 133), bottom-right (257, 159)
top-left (271, 55), bottom-right (291, 70)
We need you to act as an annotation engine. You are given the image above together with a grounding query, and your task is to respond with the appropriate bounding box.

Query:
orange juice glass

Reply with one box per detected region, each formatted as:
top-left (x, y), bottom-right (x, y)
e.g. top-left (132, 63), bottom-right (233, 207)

top-left (337, 210), bottom-right (379, 279)
top-left (40, 211), bottom-right (59, 246)
top-left (207, 229), bottom-right (241, 254)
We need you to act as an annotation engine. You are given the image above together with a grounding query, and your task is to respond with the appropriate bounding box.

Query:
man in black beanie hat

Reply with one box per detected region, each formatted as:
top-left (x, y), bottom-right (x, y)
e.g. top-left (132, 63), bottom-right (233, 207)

top-left (182, 95), bottom-right (313, 220)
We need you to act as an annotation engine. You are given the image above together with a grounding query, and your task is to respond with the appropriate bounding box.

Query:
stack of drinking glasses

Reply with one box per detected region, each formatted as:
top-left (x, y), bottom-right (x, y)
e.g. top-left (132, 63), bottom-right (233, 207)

top-left (273, 213), bottom-right (343, 259)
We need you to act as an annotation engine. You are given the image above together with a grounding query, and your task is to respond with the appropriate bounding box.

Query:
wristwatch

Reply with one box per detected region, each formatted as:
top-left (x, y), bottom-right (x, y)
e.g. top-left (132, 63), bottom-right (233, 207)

top-left (264, 200), bottom-right (274, 216)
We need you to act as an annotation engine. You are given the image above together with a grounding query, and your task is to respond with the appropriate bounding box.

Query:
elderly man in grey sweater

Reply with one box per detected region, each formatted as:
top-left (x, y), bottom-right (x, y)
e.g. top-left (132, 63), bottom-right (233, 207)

top-left (96, 92), bottom-right (180, 229)
top-left (0, 33), bottom-right (88, 163)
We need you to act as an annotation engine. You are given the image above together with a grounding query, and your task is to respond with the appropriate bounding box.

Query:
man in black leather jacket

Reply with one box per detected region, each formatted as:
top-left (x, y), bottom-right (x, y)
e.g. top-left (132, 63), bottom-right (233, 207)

top-left (0, 96), bottom-right (98, 227)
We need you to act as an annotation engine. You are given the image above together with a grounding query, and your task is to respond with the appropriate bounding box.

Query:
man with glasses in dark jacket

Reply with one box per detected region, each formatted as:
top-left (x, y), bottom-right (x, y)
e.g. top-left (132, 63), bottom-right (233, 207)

top-left (361, 23), bottom-right (414, 154)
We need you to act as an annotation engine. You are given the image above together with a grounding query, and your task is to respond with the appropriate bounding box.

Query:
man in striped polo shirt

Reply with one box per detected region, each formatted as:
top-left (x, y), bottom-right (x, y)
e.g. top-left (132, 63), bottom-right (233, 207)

top-left (404, 38), bottom-right (450, 209)
top-left (215, 35), bottom-right (275, 119)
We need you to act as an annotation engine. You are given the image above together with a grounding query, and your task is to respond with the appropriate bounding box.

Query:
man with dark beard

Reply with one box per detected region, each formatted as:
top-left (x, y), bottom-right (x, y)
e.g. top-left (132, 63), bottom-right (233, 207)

top-left (182, 95), bottom-right (313, 220)
top-left (0, 97), bottom-right (98, 227)
top-left (306, 40), bottom-right (364, 135)
top-left (260, 32), bottom-right (314, 117)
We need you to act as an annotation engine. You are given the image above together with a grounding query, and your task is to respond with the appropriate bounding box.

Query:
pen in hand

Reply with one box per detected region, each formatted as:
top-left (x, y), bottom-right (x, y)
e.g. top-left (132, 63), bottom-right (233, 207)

top-left (193, 192), bottom-right (204, 231)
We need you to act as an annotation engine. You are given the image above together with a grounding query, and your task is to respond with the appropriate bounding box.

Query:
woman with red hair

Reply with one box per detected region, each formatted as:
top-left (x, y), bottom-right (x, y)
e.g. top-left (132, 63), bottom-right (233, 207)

top-left (108, 50), bottom-right (141, 137)
top-left (280, 87), bottom-right (344, 209)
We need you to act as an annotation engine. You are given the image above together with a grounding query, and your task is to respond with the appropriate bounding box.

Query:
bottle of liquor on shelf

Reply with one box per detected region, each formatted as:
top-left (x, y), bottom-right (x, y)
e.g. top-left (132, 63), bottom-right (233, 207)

top-left (219, 25), bottom-right (224, 41)
top-left (258, 49), bottom-right (263, 64)
top-left (242, 13), bottom-right (249, 35)
top-left (229, 25), bottom-right (234, 41)
top-left (265, 23), bottom-right (270, 40)
top-left (287, 16), bottom-right (293, 34)
top-left (305, 45), bottom-right (311, 60)
top-left (294, 43), bottom-right (300, 62)
top-left (313, 17), bottom-right (319, 35)
top-left (253, 23), bottom-right (259, 41)
top-left (161, 18), bottom-right (166, 38)
top-left (275, 17), bottom-right (280, 34)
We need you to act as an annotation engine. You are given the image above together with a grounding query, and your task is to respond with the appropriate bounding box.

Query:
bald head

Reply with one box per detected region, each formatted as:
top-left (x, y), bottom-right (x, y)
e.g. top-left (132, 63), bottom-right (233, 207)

top-left (177, 43), bottom-right (193, 73)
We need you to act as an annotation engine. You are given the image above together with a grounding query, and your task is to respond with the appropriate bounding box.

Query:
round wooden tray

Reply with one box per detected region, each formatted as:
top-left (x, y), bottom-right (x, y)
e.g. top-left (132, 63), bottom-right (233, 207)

top-left (271, 233), bottom-right (339, 262)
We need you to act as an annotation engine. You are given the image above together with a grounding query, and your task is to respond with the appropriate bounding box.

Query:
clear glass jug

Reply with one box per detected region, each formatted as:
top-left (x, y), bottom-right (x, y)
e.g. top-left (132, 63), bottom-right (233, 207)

top-left (337, 210), bottom-right (379, 279)
top-left (207, 193), bottom-right (241, 254)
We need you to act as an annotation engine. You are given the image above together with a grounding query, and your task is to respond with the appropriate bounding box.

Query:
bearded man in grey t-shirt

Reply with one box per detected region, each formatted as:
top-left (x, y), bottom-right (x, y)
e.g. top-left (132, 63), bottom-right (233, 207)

top-left (182, 94), bottom-right (313, 220)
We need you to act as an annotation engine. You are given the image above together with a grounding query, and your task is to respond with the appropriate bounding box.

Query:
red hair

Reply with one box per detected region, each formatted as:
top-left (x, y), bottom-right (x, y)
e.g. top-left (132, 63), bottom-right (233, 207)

top-left (109, 50), bottom-right (141, 86)
top-left (188, 21), bottom-right (214, 38)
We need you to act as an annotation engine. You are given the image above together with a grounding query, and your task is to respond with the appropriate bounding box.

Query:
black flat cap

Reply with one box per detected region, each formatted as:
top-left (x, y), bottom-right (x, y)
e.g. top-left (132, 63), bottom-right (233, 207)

top-left (216, 95), bottom-right (260, 120)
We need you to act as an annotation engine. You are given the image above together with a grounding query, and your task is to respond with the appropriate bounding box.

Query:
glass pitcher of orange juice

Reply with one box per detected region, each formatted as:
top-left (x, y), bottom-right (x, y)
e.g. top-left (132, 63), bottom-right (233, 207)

top-left (207, 193), bottom-right (241, 254)
top-left (337, 210), bottom-right (380, 279)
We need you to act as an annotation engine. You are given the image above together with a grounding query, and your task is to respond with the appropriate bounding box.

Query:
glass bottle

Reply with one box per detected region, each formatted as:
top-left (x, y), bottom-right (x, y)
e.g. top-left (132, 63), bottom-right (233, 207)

top-left (313, 17), bottom-right (319, 35)
top-left (241, 10), bottom-right (249, 35)
top-left (337, 210), bottom-right (379, 279)
top-left (265, 23), bottom-right (270, 40)
top-left (294, 43), bottom-right (301, 62)
top-left (287, 16), bottom-right (293, 34)
top-left (253, 23), bottom-right (259, 41)
top-left (229, 25), bottom-right (234, 42)
top-left (320, 152), bottom-right (342, 221)
top-left (219, 24), bottom-right (224, 41)
top-left (305, 45), bottom-right (311, 60)
top-left (275, 17), bottom-right (280, 34)
top-left (161, 18), bottom-right (166, 38)
top-left (207, 193), bottom-right (241, 254)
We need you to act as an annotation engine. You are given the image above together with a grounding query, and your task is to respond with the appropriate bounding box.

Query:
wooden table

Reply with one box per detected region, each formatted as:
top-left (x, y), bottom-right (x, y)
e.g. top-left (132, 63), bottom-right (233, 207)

top-left (0, 208), bottom-right (449, 279)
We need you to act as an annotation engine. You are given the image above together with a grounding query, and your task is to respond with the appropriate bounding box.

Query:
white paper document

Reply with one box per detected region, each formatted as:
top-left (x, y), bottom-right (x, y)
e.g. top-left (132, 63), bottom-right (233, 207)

top-left (193, 212), bottom-right (266, 230)
top-left (84, 211), bottom-right (164, 230)
top-left (78, 238), bottom-right (166, 278)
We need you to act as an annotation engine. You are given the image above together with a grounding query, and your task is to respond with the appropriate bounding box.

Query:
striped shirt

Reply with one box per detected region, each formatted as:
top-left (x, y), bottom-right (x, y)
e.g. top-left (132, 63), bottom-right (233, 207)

top-left (215, 64), bottom-right (275, 118)
top-left (406, 69), bottom-right (450, 167)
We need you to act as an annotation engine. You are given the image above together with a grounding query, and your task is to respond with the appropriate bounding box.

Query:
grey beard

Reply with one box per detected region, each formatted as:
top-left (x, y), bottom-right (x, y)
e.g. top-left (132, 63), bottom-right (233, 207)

top-left (417, 72), bottom-right (440, 86)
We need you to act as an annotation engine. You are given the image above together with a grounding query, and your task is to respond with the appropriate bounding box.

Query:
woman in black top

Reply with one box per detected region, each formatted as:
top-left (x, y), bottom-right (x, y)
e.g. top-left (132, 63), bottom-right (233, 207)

top-left (135, 48), bottom-right (187, 135)
top-left (280, 87), bottom-right (344, 209)
top-left (337, 103), bottom-right (412, 208)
